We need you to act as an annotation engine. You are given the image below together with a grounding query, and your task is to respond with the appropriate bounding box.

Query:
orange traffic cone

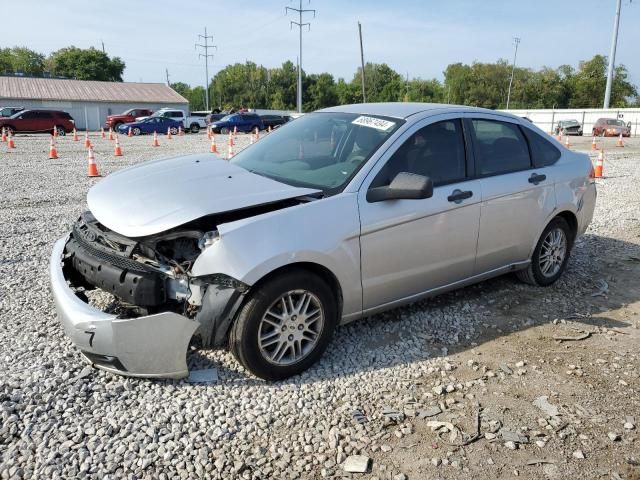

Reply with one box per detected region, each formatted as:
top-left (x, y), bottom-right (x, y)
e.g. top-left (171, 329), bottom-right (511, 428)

top-left (167, 127), bottom-right (172, 140)
top-left (228, 132), bottom-right (234, 146)
top-left (268, 125), bottom-right (272, 133)
top-left (594, 150), bottom-right (604, 178)
top-left (87, 147), bottom-right (100, 177)
top-left (178, 126), bottom-right (183, 137)
top-left (591, 136), bottom-right (597, 150)
top-left (52, 126), bottom-right (58, 138)
top-left (7, 131), bottom-right (16, 149)
top-left (48, 136), bottom-right (58, 159)
top-left (127, 126), bottom-right (132, 138)
top-left (555, 132), bottom-right (561, 141)
top-left (564, 136), bottom-right (571, 149)
top-left (210, 136), bottom-right (217, 153)
top-left (114, 136), bottom-right (123, 156)
top-left (100, 127), bottom-right (105, 139)
top-left (108, 128), bottom-right (114, 141)
top-left (84, 130), bottom-right (91, 148)
top-left (72, 128), bottom-right (79, 142)
top-left (207, 126), bottom-right (212, 140)
top-left (228, 143), bottom-right (234, 160)
top-left (250, 133), bottom-right (254, 145)
top-left (255, 131), bottom-right (260, 141)
top-left (616, 134), bottom-right (624, 147)
top-left (1, 127), bottom-right (6, 143)
top-left (233, 125), bottom-right (237, 136)
top-left (152, 131), bottom-right (159, 147)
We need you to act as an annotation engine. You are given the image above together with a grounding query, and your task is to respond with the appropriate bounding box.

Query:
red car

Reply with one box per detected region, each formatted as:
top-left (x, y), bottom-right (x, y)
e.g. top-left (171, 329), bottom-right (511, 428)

top-left (105, 108), bottom-right (153, 131)
top-left (0, 109), bottom-right (75, 136)
top-left (592, 118), bottom-right (631, 137)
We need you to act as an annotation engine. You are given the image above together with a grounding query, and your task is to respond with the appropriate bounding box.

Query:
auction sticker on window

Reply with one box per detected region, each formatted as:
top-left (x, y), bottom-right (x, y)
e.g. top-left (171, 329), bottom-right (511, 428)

top-left (352, 116), bottom-right (396, 131)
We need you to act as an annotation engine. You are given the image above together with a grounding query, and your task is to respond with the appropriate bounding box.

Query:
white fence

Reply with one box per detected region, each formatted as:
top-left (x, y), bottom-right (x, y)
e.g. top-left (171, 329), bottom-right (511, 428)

top-left (501, 108), bottom-right (640, 136)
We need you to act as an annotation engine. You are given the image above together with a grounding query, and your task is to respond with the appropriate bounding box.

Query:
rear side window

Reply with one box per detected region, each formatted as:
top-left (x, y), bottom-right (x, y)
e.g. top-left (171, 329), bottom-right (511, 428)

top-left (372, 119), bottom-right (467, 188)
top-left (523, 128), bottom-right (561, 167)
top-left (57, 112), bottom-right (72, 119)
top-left (470, 119), bottom-right (531, 176)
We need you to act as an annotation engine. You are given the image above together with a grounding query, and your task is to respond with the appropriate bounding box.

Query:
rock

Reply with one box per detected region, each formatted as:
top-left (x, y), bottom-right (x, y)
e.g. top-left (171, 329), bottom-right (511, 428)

top-left (393, 474), bottom-right (407, 480)
top-left (624, 422), bottom-right (635, 430)
top-left (608, 432), bottom-right (621, 441)
top-left (432, 386), bottom-right (445, 395)
top-left (572, 450), bottom-right (585, 460)
top-left (417, 406), bottom-right (442, 419)
top-left (431, 458), bottom-right (441, 466)
top-left (504, 441), bottom-right (518, 450)
top-left (500, 430), bottom-right (529, 444)
top-left (342, 455), bottom-right (371, 473)
top-left (533, 396), bottom-right (560, 418)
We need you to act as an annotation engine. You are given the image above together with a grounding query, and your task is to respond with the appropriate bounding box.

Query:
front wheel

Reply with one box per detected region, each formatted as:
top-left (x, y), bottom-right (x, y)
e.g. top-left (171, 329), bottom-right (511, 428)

top-left (190, 123), bottom-right (200, 133)
top-left (55, 125), bottom-right (66, 136)
top-left (169, 126), bottom-right (178, 135)
top-left (516, 217), bottom-right (573, 286)
top-left (220, 127), bottom-right (230, 135)
top-left (229, 270), bottom-right (338, 380)
top-left (132, 127), bottom-right (142, 136)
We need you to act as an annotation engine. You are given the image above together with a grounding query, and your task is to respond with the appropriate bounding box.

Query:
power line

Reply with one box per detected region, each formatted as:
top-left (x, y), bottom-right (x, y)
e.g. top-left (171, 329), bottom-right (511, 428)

top-left (506, 37), bottom-right (520, 110)
top-left (196, 27), bottom-right (217, 111)
top-left (286, 0), bottom-right (316, 113)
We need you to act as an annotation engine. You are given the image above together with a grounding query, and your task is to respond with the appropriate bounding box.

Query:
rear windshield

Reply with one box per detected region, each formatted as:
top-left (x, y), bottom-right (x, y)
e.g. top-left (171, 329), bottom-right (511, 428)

top-left (606, 119), bottom-right (625, 126)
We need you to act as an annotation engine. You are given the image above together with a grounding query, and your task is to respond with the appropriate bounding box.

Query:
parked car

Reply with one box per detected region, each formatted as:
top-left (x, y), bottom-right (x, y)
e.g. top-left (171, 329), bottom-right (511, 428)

top-left (116, 116), bottom-right (183, 136)
top-left (260, 114), bottom-right (290, 130)
top-left (142, 109), bottom-right (207, 133)
top-left (206, 113), bottom-right (226, 124)
top-left (50, 103), bottom-right (596, 380)
top-left (105, 109), bottom-right (153, 131)
top-left (555, 119), bottom-right (583, 136)
top-left (0, 109), bottom-right (74, 136)
top-left (0, 106), bottom-right (24, 118)
top-left (209, 113), bottom-right (264, 134)
top-left (592, 118), bottom-right (631, 137)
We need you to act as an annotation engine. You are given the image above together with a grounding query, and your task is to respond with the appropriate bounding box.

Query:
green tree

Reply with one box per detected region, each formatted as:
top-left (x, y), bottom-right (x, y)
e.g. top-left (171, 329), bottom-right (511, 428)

top-left (47, 47), bottom-right (125, 81)
top-left (0, 47), bottom-right (46, 75)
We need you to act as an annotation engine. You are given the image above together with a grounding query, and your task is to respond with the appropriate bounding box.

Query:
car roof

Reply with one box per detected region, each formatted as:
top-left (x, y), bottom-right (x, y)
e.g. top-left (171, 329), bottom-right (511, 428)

top-left (318, 102), bottom-right (499, 120)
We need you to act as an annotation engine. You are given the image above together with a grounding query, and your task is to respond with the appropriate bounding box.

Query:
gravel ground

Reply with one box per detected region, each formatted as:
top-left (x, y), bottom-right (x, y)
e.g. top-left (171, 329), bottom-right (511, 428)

top-left (0, 132), bottom-right (639, 479)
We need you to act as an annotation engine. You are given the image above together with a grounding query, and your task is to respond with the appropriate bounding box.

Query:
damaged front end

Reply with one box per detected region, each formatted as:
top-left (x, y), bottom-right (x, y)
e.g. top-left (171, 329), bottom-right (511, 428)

top-left (51, 211), bottom-right (248, 378)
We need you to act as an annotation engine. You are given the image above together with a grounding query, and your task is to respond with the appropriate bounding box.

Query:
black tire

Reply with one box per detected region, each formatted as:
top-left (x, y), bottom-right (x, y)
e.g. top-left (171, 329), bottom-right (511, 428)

top-left (220, 127), bottom-right (230, 135)
top-left (169, 126), bottom-right (179, 135)
top-left (229, 269), bottom-right (338, 380)
top-left (113, 122), bottom-right (123, 131)
top-left (516, 217), bottom-right (573, 286)
top-left (190, 123), bottom-right (200, 133)
top-left (251, 125), bottom-right (259, 134)
top-left (55, 125), bottom-right (66, 136)
top-left (4, 126), bottom-right (15, 136)
top-left (132, 127), bottom-right (142, 136)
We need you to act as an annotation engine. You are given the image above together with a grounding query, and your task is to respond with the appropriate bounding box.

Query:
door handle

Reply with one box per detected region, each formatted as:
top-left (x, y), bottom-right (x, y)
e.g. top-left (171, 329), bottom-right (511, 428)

top-left (448, 189), bottom-right (473, 203)
top-left (528, 173), bottom-right (547, 184)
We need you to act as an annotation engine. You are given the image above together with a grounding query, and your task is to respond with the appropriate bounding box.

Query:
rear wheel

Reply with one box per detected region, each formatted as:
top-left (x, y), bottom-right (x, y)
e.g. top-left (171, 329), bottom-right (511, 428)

top-left (517, 217), bottom-right (573, 286)
top-left (113, 122), bottom-right (123, 131)
top-left (132, 127), bottom-right (142, 136)
top-left (55, 125), bottom-right (66, 136)
top-left (189, 123), bottom-right (200, 133)
top-left (220, 127), bottom-right (230, 135)
top-left (229, 270), bottom-right (337, 380)
top-left (169, 126), bottom-right (179, 135)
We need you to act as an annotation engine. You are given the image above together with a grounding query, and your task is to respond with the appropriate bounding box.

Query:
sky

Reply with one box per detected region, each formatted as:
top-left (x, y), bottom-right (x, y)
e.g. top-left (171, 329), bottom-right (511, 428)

top-left (3, 0), bottom-right (639, 88)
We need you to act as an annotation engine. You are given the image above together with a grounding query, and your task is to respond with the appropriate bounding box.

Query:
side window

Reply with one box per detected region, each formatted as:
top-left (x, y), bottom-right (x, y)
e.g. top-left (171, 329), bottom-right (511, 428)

top-left (38, 112), bottom-right (53, 119)
top-left (523, 128), bottom-right (561, 167)
top-left (20, 112), bottom-right (36, 119)
top-left (371, 119), bottom-right (467, 188)
top-left (471, 119), bottom-right (531, 176)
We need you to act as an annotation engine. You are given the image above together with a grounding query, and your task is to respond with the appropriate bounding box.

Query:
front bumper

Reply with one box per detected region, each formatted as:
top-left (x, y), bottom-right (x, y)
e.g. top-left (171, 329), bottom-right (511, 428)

top-left (49, 236), bottom-right (198, 378)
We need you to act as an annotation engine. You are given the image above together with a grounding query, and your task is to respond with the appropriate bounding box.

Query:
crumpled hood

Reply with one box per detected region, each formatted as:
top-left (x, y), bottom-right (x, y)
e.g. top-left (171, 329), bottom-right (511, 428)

top-left (87, 154), bottom-right (320, 237)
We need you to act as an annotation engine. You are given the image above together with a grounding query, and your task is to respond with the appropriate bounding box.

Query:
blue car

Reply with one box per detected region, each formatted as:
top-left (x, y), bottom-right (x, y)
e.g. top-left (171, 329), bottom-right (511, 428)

top-left (117, 116), bottom-right (184, 136)
top-left (209, 112), bottom-right (264, 134)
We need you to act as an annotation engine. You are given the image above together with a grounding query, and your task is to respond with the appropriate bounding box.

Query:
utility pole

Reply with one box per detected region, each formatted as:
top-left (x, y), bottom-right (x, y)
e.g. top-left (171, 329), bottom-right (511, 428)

top-left (358, 21), bottom-right (366, 103)
top-left (101, 40), bottom-right (105, 54)
top-left (604, 0), bottom-right (623, 109)
top-left (506, 37), bottom-right (520, 110)
top-left (166, 68), bottom-right (170, 86)
top-left (196, 27), bottom-right (216, 111)
top-left (286, 0), bottom-right (316, 113)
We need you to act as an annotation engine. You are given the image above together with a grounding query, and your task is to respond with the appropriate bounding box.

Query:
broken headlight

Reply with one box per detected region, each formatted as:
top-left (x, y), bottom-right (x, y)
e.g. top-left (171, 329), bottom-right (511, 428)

top-left (198, 230), bottom-right (220, 251)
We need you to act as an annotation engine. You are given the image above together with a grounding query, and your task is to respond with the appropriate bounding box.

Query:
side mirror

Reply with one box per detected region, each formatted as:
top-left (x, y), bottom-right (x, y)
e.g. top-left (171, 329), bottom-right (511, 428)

top-left (367, 172), bottom-right (434, 203)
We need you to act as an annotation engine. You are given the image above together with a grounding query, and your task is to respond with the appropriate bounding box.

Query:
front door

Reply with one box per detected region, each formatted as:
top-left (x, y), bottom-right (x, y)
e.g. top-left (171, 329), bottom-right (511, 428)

top-left (358, 116), bottom-right (482, 310)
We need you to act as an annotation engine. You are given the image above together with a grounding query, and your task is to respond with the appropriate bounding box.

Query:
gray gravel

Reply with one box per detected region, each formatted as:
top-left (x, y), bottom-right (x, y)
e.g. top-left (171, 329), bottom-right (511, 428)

top-left (0, 133), bottom-right (638, 479)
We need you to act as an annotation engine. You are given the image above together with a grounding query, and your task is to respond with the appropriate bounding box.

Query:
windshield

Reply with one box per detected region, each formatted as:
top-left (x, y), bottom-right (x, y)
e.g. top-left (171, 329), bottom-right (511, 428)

top-left (230, 112), bottom-right (403, 192)
top-left (606, 119), bottom-right (625, 126)
top-left (562, 120), bottom-right (579, 126)
top-left (219, 114), bottom-right (235, 122)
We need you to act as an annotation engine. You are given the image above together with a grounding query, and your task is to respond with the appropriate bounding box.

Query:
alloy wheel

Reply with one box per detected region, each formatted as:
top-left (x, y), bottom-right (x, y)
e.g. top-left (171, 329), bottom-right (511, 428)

top-left (539, 227), bottom-right (567, 278)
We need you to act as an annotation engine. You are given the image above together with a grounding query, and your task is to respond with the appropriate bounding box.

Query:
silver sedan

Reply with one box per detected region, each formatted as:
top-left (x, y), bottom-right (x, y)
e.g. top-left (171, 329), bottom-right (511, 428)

top-left (50, 103), bottom-right (597, 380)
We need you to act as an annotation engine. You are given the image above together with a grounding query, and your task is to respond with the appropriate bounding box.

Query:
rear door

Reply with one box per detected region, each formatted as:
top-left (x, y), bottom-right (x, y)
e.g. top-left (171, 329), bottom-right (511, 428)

top-left (359, 115), bottom-right (482, 309)
top-left (469, 116), bottom-right (556, 273)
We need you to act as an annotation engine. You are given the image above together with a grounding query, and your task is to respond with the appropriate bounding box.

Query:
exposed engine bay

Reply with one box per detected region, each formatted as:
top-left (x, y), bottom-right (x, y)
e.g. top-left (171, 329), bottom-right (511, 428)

top-left (61, 196), bottom-right (316, 347)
